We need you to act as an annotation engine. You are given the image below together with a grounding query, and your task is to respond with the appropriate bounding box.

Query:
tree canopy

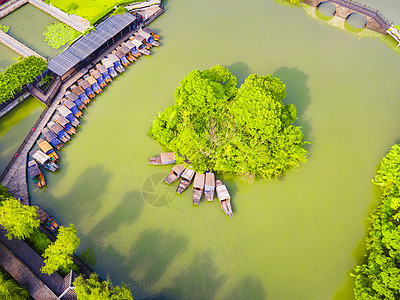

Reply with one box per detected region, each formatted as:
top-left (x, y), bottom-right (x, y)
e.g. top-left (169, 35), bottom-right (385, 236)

top-left (149, 65), bottom-right (307, 179)
top-left (0, 269), bottom-right (29, 300)
top-left (41, 224), bottom-right (80, 275)
top-left (74, 273), bottom-right (133, 300)
top-left (353, 144), bottom-right (400, 299)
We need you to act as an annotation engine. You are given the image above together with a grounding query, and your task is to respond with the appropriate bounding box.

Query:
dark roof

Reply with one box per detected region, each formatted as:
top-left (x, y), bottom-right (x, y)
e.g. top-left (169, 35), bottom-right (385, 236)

top-left (48, 14), bottom-right (138, 77)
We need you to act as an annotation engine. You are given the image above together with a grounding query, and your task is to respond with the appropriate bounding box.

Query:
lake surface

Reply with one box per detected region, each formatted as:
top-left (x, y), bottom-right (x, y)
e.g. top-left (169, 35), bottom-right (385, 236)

top-left (25, 0), bottom-right (400, 299)
top-left (0, 3), bottom-right (70, 59)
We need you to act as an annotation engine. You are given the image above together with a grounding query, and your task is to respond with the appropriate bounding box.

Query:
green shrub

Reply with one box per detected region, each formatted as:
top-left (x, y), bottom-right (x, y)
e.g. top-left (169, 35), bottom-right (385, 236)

top-left (43, 22), bottom-right (80, 49)
top-left (0, 269), bottom-right (29, 300)
top-left (28, 229), bottom-right (51, 256)
top-left (111, 6), bottom-right (127, 16)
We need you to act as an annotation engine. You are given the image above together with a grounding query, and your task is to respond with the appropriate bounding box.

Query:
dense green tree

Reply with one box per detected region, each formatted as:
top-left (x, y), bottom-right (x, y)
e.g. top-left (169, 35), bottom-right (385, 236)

top-left (41, 224), bottom-right (80, 275)
top-left (0, 197), bottom-right (40, 240)
top-left (149, 65), bottom-right (307, 179)
top-left (0, 269), bottom-right (29, 300)
top-left (74, 273), bottom-right (133, 300)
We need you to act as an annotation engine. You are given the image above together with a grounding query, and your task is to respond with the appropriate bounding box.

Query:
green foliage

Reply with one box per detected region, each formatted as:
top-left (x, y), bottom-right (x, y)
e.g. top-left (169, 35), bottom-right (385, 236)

top-left (0, 269), bottom-right (29, 300)
top-left (111, 6), bottom-right (127, 16)
top-left (0, 56), bottom-right (47, 103)
top-left (41, 224), bottom-right (80, 275)
top-left (28, 229), bottom-right (51, 256)
top-left (353, 144), bottom-right (400, 299)
top-left (0, 197), bottom-right (40, 240)
top-left (0, 24), bottom-right (9, 33)
top-left (83, 26), bottom-right (95, 36)
top-left (148, 65), bottom-right (307, 179)
top-left (43, 22), bottom-right (80, 49)
top-left (74, 273), bottom-right (133, 300)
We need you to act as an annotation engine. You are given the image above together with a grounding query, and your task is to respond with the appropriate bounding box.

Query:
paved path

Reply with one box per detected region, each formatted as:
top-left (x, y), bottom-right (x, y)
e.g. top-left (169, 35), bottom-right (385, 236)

top-left (0, 31), bottom-right (45, 59)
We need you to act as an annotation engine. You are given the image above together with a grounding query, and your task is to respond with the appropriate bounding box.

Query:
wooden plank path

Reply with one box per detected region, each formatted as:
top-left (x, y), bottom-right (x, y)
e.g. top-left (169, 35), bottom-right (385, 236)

top-left (0, 31), bottom-right (45, 59)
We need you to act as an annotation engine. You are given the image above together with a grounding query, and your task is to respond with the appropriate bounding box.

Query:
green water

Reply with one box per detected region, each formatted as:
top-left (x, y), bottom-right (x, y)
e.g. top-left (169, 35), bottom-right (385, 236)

top-left (26, 0), bottom-right (400, 299)
top-left (0, 97), bottom-right (44, 172)
top-left (0, 3), bottom-right (69, 59)
top-left (0, 43), bottom-right (18, 70)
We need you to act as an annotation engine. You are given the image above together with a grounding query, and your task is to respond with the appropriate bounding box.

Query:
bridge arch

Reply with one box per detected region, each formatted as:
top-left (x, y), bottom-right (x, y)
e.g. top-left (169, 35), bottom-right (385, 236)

top-left (345, 12), bottom-right (367, 29)
top-left (316, 1), bottom-right (336, 17)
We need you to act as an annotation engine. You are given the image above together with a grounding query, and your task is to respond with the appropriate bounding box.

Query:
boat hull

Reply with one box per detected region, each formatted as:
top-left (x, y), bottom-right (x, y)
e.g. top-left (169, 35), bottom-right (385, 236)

top-left (193, 189), bottom-right (203, 205)
top-left (176, 178), bottom-right (192, 194)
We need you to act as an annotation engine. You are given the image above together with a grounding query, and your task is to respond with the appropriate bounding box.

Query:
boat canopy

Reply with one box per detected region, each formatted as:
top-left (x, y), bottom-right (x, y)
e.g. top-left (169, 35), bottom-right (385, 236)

top-left (134, 34), bottom-right (145, 43)
top-left (42, 128), bottom-right (57, 141)
top-left (79, 80), bottom-right (90, 90)
top-left (172, 164), bottom-right (185, 175)
top-left (71, 85), bottom-right (84, 95)
top-left (57, 105), bottom-right (74, 120)
top-left (205, 173), bottom-right (215, 189)
top-left (97, 64), bottom-right (107, 74)
top-left (28, 161), bottom-right (40, 178)
top-left (131, 39), bottom-right (143, 48)
top-left (114, 50), bottom-right (125, 59)
top-left (48, 121), bottom-right (64, 135)
top-left (35, 206), bottom-right (50, 223)
top-left (182, 168), bottom-right (195, 181)
top-left (160, 152), bottom-right (176, 164)
top-left (54, 114), bottom-right (68, 127)
top-left (124, 40), bottom-right (136, 50)
top-left (139, 30), bottom-right (151, 40)
top-left (101, 59), bottom-right (113, 68)
top-left (62, 99), bottom-right (80, 115)
top-left (91, 69), bottom-right (102, 79)
top-left (216, 183), bottom-right (230, 201)
top-left (32, 150), bottom-right (51, 165)
top-left (85, 76), bottom-right (97, 85)
top-left (142, 27), bottom-right (153, 34)
top-left (65, 91), bottom-right (78, 101)
top-left (37, 139), bottom-right (52, 154)
top-left (193, 173), bottom-right (205, 189)
top-left (120, 45), bottom-right (130, 55)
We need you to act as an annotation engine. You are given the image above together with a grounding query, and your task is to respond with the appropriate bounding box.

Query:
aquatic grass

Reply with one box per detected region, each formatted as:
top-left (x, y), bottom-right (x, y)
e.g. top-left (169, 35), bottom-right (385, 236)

top-left (0, 24), bottom-right (9, 33)
top-left (43, 22), bottom-right (80, 50)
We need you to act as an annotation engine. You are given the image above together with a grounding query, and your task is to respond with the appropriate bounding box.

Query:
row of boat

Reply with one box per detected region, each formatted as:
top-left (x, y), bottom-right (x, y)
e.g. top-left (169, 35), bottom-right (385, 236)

top-left (28, 27), bottom-right (161, 189)
top-left (148, 152), bottom-right (233, 218)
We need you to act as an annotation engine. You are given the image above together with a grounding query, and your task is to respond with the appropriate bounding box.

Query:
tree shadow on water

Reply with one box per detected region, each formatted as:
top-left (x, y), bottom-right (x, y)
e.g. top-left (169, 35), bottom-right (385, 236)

top-left (225, 62), bottom-right (251, 86)
top-left (222, 276), bottom-right (266, 300)
top-left (273, 67), bottom-right (313, 152)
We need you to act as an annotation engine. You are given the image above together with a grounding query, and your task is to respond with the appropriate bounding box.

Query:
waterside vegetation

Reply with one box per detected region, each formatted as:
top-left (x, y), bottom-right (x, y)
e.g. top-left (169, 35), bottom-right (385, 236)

top-left (0, 268), bottom-right (29, 300)
top-left (149, 65), bottom-right (308, 179)
top-left (43, 22), bottom-right (80, 49)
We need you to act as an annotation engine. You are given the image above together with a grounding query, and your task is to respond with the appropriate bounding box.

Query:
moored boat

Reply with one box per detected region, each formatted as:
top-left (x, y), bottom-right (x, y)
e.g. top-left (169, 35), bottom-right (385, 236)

top-left (107, 54), bottom-right (125, 73)
top-left (216, 180), bottom-right (233, 218)
top-left (41, 128), bottom-right (63, 150)
top-left (134, 34), bottom-right (151, 49)
top-left (96, 63), bottom-right (112, 83)
top-left (84, 74), bottom-right (102, 94)
top-left (61, 98), bottom-right (83, 118)
top-left (37, 139), bottom-right (59, 162)
top-left (101, 59), bottom-right (118, 78)
top-left (192, 173), bottom-right (205, 205)
top-left (176, 168), bottom-right (195, 194)
top-left (70, 85), bottom-right (91, 104)
top-left (53, 113), bottom-right (76, 135)
top-left (112, 49), bottom-right (130, 67)
top-left (205, 172), bottom-right (215, 202)
top-left (118, 44), bottom-right (136, 62)
top-left (57, 105), bottom-right (80, 127)
top-left (30, 150), bottom-right (59, 172)
top-left (130, 38), bottom-right (151, 55)
top-left (164, 164), bottom-right (185, 184)
top-left (90, 68), bottom-right (107, 88)
top-left (124, 40), bottom-right (141, 57)
top-left (138, 29), bottom-right (160, 47)
top-left (78, 79), bottom-right (95, 99)
top-left (48, 121), bottom-right (70, 143)
top-left (35, 206), bottom-right (59, 232)
top-left (148, 152), bottom-right (176, 165)
top-left (142, 27), bottom-right (161, 40)
top-left (65, 90), bottom-right (86, 110)
top-left (28, 160), bottom-right (46, 189)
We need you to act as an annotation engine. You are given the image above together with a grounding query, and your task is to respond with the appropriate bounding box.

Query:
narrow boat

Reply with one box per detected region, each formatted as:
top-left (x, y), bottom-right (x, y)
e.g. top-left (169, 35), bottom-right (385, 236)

top-left (138, 29), bottom-right (160, 47)
top-left (30, 150), bottom-right (59, 172)
top-left (216, 180), bottom-right (233, 218)
top-left (65, 90), bottom-right (86, 110)
top-left (47, 121), bottom-right (70, 143)
top-left (83, 74), bottom-right (102, 94)
top-left (176, 168), bottom-right (195, 194)
top-left (204, 172), bottom-right (215, 202)
top-left (37, 138), bottom-right (59, 162)
top-left (118, 44), bottom-right (136, 62)
top-left (61, 98), bottom-right (83, 118)
top-left (35, 206), bottom-right (59, 232)
top-left (192, 173), bottom-right (205, 205)
top-left (28, 160), bottom-right (46, 189)
top-left (107, 54), bottom-right (125, 73)
top-left (101, 59), bottom-right (118, 78)
top-left (70, 85), bottom-right (91, 104)
top-left (57, 105), bottom-right (80, 127)
top-left (90, 68), bottom-right (107, 88)
top-left (78, 79), bottom-right (95, 99)
top-left (130, 38), bottom-right (151, 55)
top-left (135, 34), bottom-right (152, 49)
top-left (112, 49), bottom-right (130, 67)
top-left (53, 113), bottom-right (76, 135)
top-left (124, 40), bottom-right (141, 57)
top-left (41, 128), bottom-right (63, 150)
top-left (142, 27), bottom-right (161, 40)
top-left (96, 63), bottom-right (112, 83)
top-left (164, 164), bottom-right (185, 184)
top-left (148, 152), bottom-right (176, 165)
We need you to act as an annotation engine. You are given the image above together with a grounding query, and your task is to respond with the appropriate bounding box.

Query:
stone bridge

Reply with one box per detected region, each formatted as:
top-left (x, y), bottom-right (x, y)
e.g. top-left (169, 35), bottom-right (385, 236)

top-left (303, 0), bottom-right (391, 34)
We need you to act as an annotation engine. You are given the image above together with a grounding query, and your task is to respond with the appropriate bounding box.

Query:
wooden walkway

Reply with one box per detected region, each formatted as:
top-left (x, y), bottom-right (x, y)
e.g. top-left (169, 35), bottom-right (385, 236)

top-left (0, 31), bottom-right (45, 60)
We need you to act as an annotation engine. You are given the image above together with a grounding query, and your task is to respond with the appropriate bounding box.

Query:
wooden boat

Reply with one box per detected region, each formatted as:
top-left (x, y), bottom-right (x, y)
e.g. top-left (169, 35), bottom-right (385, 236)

top-left (204, 172), bottom-right (215, 202)
top-left (65, 90), bottom-right (86, 110)
top-left (28, 160), bottom-right (46, 189)
top-left (107, 54), bottom-right (125, 73)
top-left (164, 164), bottom-right (185, 184)
top-left (124, 40), bottom-right (141, 57)
top-left (53, 113), bottom-right (76, 135)
top-left (90, 68), bottom-right (107, 88)
top-left (35, 206), bottom-right (59, 232)
top-left (78, 79), bottom-right (95, 99)
top-left (61, 98), bottom-right (83, 118)
top-left (138, 29), bottom-right (160, 47)
top-left (129, 38), bottom-right (151, 55)
top-left (83, 74), bottom-right (102, 94)
top-left (30, 150), bottom-right (59, 172)
top-left (112, 49), bottom-right (130, 67)
top-left (41, 128), bottom-right (63, 150)
top-left (142, 27), bottom-right (161, 40)
top-left (176, 168), bottom-right (195, 194)
top-left (216, 180), bottom-right (233, 218)
top-left (192, 173), bottom-right (205, 205)
top-left (37, 138), bottom-right (59, 162)
top-left (48, 121), bottom-right (70, 143)
top-left (134, 34), bottom-right (152, 49)
top-left (57, 105), bottom-right (80, 127)
top-left (118, 44), bottom-right (136, 62)
top-left (96, 63), bottom-right (112, 83)
top-left (101, 59), bottom-right (118, 78)
top-left (70, 84), bottom-right (91, 104)
top-left (148, 152), bottom-right (176, 165)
